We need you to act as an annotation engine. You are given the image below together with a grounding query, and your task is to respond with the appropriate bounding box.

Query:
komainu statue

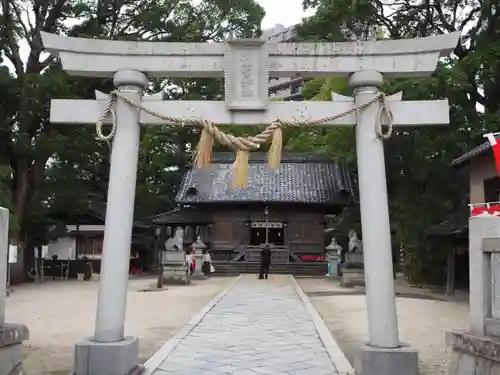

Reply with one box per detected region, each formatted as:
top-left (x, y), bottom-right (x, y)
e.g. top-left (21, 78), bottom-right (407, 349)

top-left (341, 229), bottom-right (365, 287)
top-left (348, 229), bottom-right (363, 253)
top-left (165, 226), bottom-right (184, 251)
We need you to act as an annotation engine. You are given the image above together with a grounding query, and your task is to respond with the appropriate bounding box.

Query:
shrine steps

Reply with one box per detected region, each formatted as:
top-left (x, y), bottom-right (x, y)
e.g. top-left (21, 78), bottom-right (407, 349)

top-left (211, 261), bottom-right (327, 276)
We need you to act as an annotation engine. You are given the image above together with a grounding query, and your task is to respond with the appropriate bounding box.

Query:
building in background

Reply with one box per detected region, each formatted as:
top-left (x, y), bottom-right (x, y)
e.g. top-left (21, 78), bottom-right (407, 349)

top-left (29, 202), bottom-right (152, 281)
top-left (264, 24), bottom-right (307, 101)
top-left (423, 138), bottom-right (500, 295)
top-left (263, 22), bottom-right (381, 102)
top-left (152, 153), bottom-right (355, 276)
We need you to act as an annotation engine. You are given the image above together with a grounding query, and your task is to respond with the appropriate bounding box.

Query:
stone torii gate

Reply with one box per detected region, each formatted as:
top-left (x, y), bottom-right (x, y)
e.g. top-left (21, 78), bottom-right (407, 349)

top-left (42, 31), bottom-right (460, 375)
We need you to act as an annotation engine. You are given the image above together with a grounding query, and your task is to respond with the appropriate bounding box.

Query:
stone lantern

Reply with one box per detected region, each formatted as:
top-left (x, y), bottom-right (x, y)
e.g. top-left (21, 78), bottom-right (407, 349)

top-left (325, 237), bottom-right (342, 277)
top-left (190, 236), bottom-right (207, 280)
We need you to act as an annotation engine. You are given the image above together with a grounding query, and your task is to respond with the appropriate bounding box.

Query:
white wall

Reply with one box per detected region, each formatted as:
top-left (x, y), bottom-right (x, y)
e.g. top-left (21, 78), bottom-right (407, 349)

top-left (47, 237), bottom-right (76, 260)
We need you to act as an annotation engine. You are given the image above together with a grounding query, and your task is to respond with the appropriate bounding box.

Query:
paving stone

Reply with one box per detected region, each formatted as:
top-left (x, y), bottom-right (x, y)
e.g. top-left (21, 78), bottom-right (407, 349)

top-left (157, 275), bottom-right (340, 375)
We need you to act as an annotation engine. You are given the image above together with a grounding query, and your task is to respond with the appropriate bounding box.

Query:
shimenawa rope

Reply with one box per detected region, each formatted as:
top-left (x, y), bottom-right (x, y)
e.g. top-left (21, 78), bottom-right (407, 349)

top-left (95, 90), bottom-right (394, 188)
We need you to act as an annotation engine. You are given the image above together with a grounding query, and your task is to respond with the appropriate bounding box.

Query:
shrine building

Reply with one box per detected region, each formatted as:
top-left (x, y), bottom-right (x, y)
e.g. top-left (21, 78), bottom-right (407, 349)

top-left (423, 135), bottom-right (500, 295)
top-left (151, 152), bottom-right (355, 275)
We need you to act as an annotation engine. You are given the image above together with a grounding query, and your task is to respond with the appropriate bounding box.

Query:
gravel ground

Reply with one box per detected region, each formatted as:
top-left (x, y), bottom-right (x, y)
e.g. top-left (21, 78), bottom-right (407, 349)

top-left (296, 277), bottom-right (469, 375)
top-left (5, 276), bottom-right (234, 375)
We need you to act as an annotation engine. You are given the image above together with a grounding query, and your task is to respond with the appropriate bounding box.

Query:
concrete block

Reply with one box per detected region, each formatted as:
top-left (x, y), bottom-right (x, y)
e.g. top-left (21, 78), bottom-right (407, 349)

top-left (74, 336), bottom-right (139, 375)
top-left (469, 216), bottom-right (500, 335)
top-left (355, 343), bottom-right (419, 375)
top-left (446, 330), bottom-right (500, 362)
top-left (454, 351), bottom-right (477, 375)
top-left (341, 268), bottom-right (365, 287)
top-left (0, 342), bottom-right (22, 375)
top-left (0, 324), bottom-right (28, 375)
top-left (447, 330), bottom-right (500, 375)
top-left (485, 318), bottom-right (500, 338)
top-left (448, 348), bottom-right (500, 375)
top-left (0, 324), bottom-right (29, 347)
top-left (161, 251), bottom-right (185, 264)
top-left (162, 266), bottom-right (189, 285)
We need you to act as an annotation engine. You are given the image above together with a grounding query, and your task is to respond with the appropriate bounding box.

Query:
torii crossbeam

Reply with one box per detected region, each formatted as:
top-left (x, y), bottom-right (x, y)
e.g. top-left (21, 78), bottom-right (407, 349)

top-left (42, 31), bottom-right (460, 375)
top-left (51, 96), bottom-right (450, 126)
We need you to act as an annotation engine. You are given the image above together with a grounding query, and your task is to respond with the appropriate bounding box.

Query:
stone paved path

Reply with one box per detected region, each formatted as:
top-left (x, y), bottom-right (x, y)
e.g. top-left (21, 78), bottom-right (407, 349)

top-left (153, 275), bottom-right (340, 375)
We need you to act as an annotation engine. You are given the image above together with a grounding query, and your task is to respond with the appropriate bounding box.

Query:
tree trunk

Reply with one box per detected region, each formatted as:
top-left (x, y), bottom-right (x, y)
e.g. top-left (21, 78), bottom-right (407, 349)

top-left (9, 163), bottom-right (31, 283)
top-left (446, 248), bottom-right (456, 297)
top-left (10, 155), bottom-right (48, 283)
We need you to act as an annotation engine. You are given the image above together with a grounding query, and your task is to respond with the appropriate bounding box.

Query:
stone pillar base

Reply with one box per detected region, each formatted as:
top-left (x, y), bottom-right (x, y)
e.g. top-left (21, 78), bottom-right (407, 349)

top-left (0, 324), bottom-right (29, 375)
top-left (355, 343), bottom-right (419, 375)
top-left (341, 268), bottom-right (365, 287)
top-left (447, 330), bottom-right (500, 375)
top-left (74, 336), bottom-right (139, 375)
top-left (162, 265), bottom-right (189, 285)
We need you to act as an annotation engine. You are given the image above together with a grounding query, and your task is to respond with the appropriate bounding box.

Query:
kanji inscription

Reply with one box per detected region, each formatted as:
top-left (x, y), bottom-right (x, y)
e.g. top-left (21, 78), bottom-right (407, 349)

top-left (239, 54), bottom-right (255, 98)
top-left (224, 39), bottom-right (269, 111)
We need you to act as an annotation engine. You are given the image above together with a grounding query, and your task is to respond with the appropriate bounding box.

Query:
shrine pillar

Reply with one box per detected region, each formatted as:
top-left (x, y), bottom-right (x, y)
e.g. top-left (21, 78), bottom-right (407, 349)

top-left (74, 70), bottom-right (147, 375)
top-left (0, 207), bottom-right (29, 375)
top-left (350, 71), bottom-right (419, 375)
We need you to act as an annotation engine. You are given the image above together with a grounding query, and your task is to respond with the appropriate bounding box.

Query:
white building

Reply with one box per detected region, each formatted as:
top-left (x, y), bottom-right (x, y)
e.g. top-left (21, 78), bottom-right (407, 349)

top-left (38, 204), bottom-right (150, 279)
top-left (264, 24), bottom-right (306, 101)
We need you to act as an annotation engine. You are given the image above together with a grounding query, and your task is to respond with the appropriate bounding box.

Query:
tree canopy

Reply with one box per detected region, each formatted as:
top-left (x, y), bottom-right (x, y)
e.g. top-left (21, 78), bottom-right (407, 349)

top-left (291, 0), bottom-right (497, 282)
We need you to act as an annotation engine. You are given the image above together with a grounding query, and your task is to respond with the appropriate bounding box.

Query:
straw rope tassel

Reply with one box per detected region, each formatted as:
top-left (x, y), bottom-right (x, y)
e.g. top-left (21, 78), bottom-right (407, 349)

top-left (268, 124), bottom-right (283, 170)
top-left (232, 149), bottom-right (250, 189)
top-left (193, 127), bottom-right (214, 168)
top-left (102, 90), bottom-right (394, 189)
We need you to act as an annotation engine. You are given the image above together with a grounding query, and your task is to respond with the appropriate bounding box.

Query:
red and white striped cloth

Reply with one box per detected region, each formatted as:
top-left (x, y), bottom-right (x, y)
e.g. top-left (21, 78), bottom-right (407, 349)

top-left (470, 204), bottom-right (500, 217)
top-left (469, 133), bottom-right (500, 217)
top-left (484, 133), bottom-right (500, 175)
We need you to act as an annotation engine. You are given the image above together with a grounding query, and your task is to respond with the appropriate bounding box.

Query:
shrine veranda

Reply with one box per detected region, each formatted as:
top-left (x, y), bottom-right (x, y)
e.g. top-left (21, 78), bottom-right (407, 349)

top-left (39, 31), bottom-right (460, 375)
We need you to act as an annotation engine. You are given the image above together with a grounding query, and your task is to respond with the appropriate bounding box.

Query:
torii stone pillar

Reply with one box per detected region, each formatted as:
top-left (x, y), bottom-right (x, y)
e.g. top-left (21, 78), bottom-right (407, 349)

top-left (353, 72), bottom-right (400, 345)
top-left (75, 70), bottom-right (147, 375)
top-left (94, 71), bottom-right (147, 341)
top-left (0, 207), bottom-right (29, 375)
top-left (41, 31), bottom-right (460, 375)
top-left (349, 70), bottom-right (415, 373)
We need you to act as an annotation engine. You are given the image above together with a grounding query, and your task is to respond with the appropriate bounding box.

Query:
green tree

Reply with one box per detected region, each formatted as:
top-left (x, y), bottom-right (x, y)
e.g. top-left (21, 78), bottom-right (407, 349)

top-left (0, 0), bottom-right (264, 280)
top-left (293, 0), bottom-right (496, 283)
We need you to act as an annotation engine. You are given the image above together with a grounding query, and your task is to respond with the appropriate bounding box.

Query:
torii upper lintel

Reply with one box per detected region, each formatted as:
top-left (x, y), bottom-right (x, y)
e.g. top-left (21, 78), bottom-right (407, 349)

top-left (40, 31), bottom-right (461, 79)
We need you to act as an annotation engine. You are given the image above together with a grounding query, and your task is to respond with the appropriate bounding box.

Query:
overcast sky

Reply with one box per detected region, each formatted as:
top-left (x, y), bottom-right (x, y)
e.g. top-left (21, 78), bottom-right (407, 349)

top-left (258, 0), bottom-right (314, 29)
top-left (6, 0), bottom-right (313, 70)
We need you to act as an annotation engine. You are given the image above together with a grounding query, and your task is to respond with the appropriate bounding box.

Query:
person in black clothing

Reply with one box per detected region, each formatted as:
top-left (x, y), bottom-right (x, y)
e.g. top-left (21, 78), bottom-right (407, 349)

top-left (82, 256), bottom-right (93, 281)
top-left (259, 244), bottom-right (271, 279)
top-left (338, 248), bottom-right (346, 277)
top-left (51, 255), bottom-right (59, 280)
top-left (392, 243), bottom-right (400, 280)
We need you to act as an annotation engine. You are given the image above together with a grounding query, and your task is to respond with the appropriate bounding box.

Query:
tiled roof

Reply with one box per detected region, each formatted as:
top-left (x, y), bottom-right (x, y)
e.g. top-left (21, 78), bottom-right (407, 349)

top-left (175, 153), bottom-right (355, 206)
top-left (150, 207), bottom-right (212, 225)
top-left (452, 135), bottom-right (499, 166)
top-left (425, 211), bottom-right (468, 238)
top-left (88, 200), bottom-right (150, 228)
